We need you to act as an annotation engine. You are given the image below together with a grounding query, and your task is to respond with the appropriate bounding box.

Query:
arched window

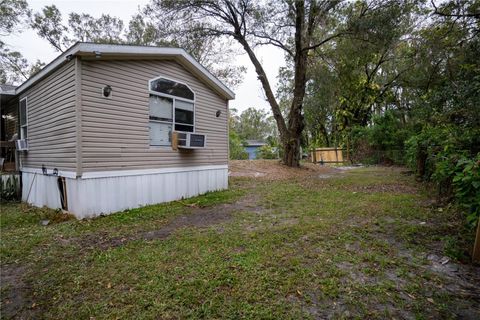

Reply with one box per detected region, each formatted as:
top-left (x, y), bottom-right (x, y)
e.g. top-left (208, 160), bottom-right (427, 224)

top-left (148, 77), bottom-right (195, 146)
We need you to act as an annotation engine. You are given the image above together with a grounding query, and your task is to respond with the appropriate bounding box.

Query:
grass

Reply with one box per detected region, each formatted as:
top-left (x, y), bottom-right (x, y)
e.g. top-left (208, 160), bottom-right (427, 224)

top-left (1, 166), bottom-right (478, 319)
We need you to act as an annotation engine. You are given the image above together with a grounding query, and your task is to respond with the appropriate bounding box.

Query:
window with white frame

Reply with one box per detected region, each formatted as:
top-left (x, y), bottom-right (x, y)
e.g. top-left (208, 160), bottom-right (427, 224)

top-left (19, 98), bottom-right (27, 139)
top-left (149, 77), bottom-right (195, 146)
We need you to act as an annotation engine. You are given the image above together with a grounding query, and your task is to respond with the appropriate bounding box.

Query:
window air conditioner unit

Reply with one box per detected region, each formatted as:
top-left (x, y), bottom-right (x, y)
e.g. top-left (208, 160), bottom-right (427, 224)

top-left (175, 132), bottom-right (207, 149)
top-left (15, 139), bottom-right (28, 151)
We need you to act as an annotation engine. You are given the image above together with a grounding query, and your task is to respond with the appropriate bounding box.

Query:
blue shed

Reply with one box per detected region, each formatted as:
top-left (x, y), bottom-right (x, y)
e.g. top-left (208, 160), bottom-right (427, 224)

top-left (244, 140), bottom-right (268, 160)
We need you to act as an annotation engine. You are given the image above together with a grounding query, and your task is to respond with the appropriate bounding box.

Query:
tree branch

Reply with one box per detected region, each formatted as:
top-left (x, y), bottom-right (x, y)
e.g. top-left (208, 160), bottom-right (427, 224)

top-left (431, 0), bottom-right (480, 18)
top-left (302, 32), bottom-right (346, 52)
top-left (234, 31), bottom-right (288, 139)
top-left (2, 54), bottom-right (29, 80)
top-left (250, 32), bottom-right (294, 56)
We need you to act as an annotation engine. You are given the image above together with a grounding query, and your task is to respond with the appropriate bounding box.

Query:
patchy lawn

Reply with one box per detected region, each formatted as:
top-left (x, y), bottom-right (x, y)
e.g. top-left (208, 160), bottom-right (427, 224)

top-left (1, 163), bottom-right (479, 319)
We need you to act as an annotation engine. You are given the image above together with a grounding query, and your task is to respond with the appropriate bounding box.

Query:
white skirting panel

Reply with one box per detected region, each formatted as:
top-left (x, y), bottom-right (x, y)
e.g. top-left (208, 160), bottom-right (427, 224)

top-left (22, 172), bottom-right (62, 209)
top-left (22, 166), bottom-right (228, 219)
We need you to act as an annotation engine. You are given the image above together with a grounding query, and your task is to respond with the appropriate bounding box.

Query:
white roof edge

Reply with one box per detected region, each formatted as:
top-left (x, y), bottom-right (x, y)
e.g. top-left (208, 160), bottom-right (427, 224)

top-left (0, 90), bottom-right (16, 95)
top-left (15, 42), bottom-right (82, 95)
top-left (15, 43), bottom-right (235, 100)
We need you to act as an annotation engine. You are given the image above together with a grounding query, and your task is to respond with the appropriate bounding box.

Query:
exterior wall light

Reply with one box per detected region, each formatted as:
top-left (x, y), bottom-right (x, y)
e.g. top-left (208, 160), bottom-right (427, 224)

top-left (102, 85), bottom-right (112, 98)
top-left (216, 110), bottom-right (222, 117)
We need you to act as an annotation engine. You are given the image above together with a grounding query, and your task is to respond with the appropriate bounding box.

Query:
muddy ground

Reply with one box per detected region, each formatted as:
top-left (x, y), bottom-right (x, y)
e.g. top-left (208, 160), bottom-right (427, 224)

top-left (1, 162), bottom-right (479, 319)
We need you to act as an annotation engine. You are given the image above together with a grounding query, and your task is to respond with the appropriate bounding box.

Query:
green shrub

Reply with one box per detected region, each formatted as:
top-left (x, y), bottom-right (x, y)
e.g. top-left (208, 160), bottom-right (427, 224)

top-left (256, 145), bottom-right (278, 159)
top-left (229, 131), bottom-right (248, 160)
top-left (405, 125), bottom-right (479, 227)
top-left (452, 155), bottom-right (480, 227)
top-left (0, 175), bottom-right (21, 202)
top-left (404, 126), bottom-right (457, 180)
top-left (350, 110), bottom-right (409, 164)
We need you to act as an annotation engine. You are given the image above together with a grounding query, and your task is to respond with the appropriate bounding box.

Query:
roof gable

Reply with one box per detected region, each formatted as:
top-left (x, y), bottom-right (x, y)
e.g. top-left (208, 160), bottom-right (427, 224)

top-left (15, 42), bottom-right (235, 100)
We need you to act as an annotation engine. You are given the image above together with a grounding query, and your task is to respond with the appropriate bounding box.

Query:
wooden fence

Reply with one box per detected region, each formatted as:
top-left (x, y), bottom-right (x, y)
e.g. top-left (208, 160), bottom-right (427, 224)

top-left (311, 147), bottom-right (349, 164)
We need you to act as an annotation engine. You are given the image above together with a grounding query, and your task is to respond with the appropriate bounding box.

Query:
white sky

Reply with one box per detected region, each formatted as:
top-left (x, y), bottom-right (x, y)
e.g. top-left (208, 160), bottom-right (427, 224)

top-left (4, 0), bottom-right (285, 113)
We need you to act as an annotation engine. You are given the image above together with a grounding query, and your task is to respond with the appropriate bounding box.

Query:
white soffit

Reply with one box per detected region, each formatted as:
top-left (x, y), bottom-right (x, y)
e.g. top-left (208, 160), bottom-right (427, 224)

top-left (15, 42), bottom-right (235, 100)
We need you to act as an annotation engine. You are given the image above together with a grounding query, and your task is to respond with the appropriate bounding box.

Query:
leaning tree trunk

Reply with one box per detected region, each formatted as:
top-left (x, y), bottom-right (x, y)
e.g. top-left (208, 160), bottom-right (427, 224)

top-left (283, 135), bottom-right (302, 167)
top-left (282, 104), bottom-right (305, 167)
top-left (230, 0), bottom-right (311, 167)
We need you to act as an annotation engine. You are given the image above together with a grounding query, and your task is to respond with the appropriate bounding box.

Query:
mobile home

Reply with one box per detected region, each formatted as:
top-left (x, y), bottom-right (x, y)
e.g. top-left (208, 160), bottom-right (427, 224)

top-left (0, 43), bottom-right (234, 218)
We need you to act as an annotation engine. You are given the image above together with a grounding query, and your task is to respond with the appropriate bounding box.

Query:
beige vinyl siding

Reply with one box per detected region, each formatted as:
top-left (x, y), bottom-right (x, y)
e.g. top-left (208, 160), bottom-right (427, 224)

top-left (81, 59), bottom-right (228, 172)
top-left (19, 60), bottom-right (77, 171)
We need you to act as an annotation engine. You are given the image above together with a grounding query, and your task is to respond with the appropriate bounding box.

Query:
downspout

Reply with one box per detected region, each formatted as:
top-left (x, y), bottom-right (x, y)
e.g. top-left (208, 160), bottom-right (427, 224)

top-left (38, 166), bottom-right (68, 210)
top-left (57, 176), bottom-right (68, 210)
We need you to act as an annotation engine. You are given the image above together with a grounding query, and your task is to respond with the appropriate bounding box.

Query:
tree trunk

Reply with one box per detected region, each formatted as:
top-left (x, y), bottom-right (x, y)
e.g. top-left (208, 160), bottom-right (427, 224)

top-left (160, 0), bottom-right (343, 167)
top-left (320, 124), bottom-right (330, 147)
top-left (283, 135), bottom-right (302, 166)
top-left (229, 0), bottom-right (313, 167)
top-left (416, 143), bottom-right (427, 179)
top-left (279, 0), bottom-right (308, 167)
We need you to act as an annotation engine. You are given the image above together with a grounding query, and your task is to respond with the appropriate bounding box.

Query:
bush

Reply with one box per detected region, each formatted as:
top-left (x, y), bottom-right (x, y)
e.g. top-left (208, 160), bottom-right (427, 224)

top-left (404, 126), bottom-right (456, 181)
top-left (229, 131), bottom-right (248, 160)
top-left (405, 125), bottom-right (480, 227)
top-left (452, 155), bottom-right (480, 227)
top-left (368, 111), bottom-right (409, 151)
top-left (256, 145), bottom-right (278, 159)
top-left (350, 110), bottom-right (409, 164)
top-left (0, 175), bottom-right (21, 202)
